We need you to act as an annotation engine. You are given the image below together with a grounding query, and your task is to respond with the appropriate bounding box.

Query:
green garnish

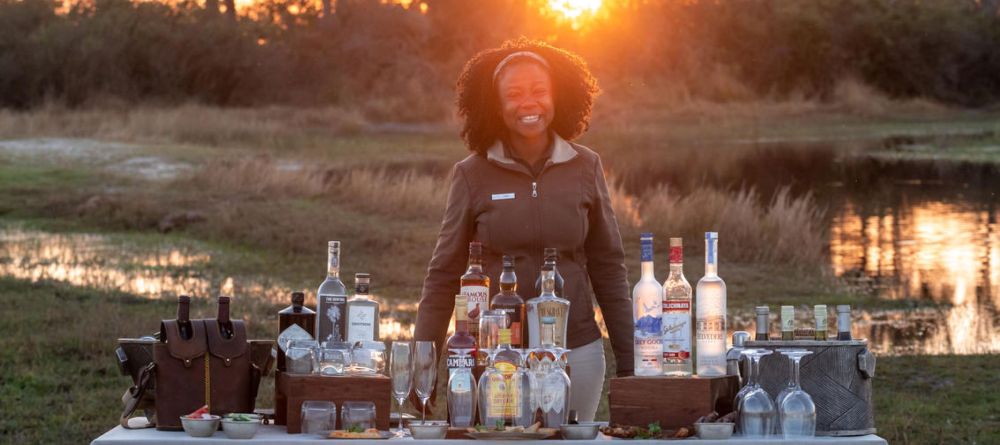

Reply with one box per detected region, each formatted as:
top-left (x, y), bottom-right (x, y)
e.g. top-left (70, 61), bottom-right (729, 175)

top-left (474, 424), bottom-right (488, 432)
top-left (495, 420), bottom-right (505, 431)
top-left (229, 413), bottom-right (253, 422)
top-left (647, 422), bottom-right (662, 436)
top-left (348, 424), bottom-right (365, 433)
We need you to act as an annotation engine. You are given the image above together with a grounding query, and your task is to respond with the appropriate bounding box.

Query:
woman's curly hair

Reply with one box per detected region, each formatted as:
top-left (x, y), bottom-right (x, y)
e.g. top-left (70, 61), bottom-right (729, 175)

top-left (456, 37), bottom-right (600, 155)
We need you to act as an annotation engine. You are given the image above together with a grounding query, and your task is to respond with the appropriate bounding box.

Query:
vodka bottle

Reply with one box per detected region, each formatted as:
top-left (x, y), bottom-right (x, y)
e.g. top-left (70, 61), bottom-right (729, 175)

top-left (754, 306), bottom-right (770, 340)
top-left (695, 232), bottom-right (727, 376)
top-left (491, 255), bottom-right (526, 348)
top-left (345, 273), bottom-right (379, 342)
top-left (526, 264), bottom-right (570, 348)
top-left (317, 241), bottom-right (348, 345)
top-left (781, 305), bottom-right (795, 340)
top-left (661, 237), bottom-right (692, 377)
top-left (632, 233), bottom-right (663, 376)
top-left (534, 248), bottom-right (564, 297)
top-left (447, 294), bottom-right (477, 427)
top-left (461, 241), bottom-right (490, 366)
top-left (814, 305), bottom-right (828, 340)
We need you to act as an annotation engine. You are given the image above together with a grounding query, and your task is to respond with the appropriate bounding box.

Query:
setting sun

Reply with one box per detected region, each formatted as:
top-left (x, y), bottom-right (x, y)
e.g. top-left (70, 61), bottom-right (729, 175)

top-left (546, 0), bottom-right (602, 29)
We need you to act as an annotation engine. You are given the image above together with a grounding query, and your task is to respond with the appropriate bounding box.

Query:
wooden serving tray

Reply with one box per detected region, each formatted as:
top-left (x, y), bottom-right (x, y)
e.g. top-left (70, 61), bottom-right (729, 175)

top-left (276, 372), bottom-right (392, 433)
top-left (608, 375), bottom-right (739, 429)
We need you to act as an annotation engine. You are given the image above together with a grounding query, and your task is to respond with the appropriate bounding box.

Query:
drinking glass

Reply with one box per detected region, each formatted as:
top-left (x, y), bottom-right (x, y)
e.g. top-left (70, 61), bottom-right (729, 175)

top-left (413, 341), bottom-right (437, 423)
top-left (779, 350), bottom-right (816, 438)
top-left (341, 401), bottom-right (376, 431)
top-left (390, 341), bottom-right (413, 436)
top-left (478, 310), bottom-right (507, 353)
top-left (537, 348), bottom-right (571, 428)
top-left (301, 400), bottom-right (336, 435)
top-left (774, 348), bottom-right (808, 433)
top-left (286, 339), bottom-right (318, 374)
top-left (318, 347), bottom-right (350, 376)
top-left (348, 341), bottom-right (386, 375)
top-left (513, 348), bottom-right (535, 427)
top-left (738, 349), bottom-right (776, 437)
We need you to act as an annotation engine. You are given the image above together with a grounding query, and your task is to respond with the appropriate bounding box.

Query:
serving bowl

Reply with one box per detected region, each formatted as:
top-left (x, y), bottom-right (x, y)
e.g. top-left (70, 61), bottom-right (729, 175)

top-left (180, 415), bottom-right (220, 437)
top-left (408, 421), bottom-right (449, 439)
top-left (222, 417), bottom-right (260, 439)
top-left (560, 423), bottom-right (601, 440)
top-left (694, 422), bottom-right (734, 440)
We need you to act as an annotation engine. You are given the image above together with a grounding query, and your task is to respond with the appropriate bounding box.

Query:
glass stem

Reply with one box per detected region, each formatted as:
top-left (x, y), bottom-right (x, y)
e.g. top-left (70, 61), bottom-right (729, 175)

top-left (786, 355), bottom-right (796, 388)
top-left (752, 355), bottom-right (763, 388)
top-left (421, 401), bottom-right (426, 423)
top-left (793, 357), bottom-right (802, 389)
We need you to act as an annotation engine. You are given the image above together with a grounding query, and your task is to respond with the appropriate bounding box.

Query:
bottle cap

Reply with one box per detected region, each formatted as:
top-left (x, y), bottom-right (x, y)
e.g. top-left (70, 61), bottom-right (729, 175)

top-left (669, 237), bottom-right (682, 247)
top-left (815, 304), bottom-right (827, 319)
top-left (732, 331), bottom-right (750, 347)
top-left (836, 304), bottom-right (851, 313)
top-left (179, 295), bottom-right (191, 303)
top-left (291, 291), bottom-right (305, 305)
top-left (502, 255), bottom-right (514, 267)
top-left (755, 306), bottom-right (769, 315)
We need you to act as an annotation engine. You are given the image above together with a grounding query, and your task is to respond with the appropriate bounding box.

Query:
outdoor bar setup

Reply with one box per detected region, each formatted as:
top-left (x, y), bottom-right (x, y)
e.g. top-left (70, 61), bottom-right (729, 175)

top-left (96, 234), bottom-right (887, 444)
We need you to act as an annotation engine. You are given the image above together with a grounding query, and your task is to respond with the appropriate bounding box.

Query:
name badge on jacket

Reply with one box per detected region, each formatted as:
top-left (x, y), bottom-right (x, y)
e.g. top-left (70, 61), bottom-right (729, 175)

top-left (492, 193), bottom-right (515, 201)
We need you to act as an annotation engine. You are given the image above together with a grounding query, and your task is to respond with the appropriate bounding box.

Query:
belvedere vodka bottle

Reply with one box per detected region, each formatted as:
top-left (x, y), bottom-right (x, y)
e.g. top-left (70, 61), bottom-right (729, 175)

top-left (632, 233), bottom-right (663, 376)
top-left (695, 232), bottom-right (727, 376)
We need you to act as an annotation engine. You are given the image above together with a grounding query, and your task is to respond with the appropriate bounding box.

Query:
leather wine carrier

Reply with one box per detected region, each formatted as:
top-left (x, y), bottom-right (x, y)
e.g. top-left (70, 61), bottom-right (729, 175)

top-left (119, 300), bottom-right (273, 431)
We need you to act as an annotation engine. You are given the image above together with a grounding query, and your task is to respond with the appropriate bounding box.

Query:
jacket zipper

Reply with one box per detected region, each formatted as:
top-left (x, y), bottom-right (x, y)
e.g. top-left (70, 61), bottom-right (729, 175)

top-left (532, 182), bottom-right (538, 198)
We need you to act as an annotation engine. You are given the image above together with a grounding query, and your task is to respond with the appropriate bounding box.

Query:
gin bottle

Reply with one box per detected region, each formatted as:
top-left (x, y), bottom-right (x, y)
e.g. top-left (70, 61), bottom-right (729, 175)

top-left (661, 237), bottom-right (692, 377)
top-left (345, 273), bottom-right (379, 342)
top-left (695, 232), bottom-right (727, 376)
top-left (814, 305), bottom-right (828, 340)
top-left (534, 248), bottom-right (564, 297)
top-left (491, 255), bottom-right (526, 348)
top-left (633, 233), bottom-right (663, 376)
top-left (317, 241), bottom-right (348, 345)
top-left (481, 328), bottom-right (522, 426)
top-left (277, 291), bottom-right (316, 372)
top-left (461, 241), bottom-right (490, 366)
top-left (781, 305), bottom-right (795, 340)
top-left (447, 294), bottom-right (477, 427)
top-left (526, 264), bottom-right (570, 348)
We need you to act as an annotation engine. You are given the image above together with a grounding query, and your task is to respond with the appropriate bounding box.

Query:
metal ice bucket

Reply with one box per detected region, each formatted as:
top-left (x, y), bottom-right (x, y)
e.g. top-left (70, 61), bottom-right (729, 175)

top-left (745, 340), bottom-right (876, 436)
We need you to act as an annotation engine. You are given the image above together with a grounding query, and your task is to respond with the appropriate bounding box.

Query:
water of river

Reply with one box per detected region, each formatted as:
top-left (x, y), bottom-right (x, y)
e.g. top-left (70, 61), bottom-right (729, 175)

top-left (0, 143), bottom-right (997, 355)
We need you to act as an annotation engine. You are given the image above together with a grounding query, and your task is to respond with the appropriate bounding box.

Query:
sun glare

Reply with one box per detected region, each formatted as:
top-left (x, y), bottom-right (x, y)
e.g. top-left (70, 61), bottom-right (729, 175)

top-left (545, 0), bottom-right (603, 30)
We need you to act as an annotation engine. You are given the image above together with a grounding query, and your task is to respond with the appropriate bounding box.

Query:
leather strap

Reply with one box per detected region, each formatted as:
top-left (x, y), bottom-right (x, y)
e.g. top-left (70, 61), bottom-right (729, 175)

top-left (120, 362), bottom-right (156, 429)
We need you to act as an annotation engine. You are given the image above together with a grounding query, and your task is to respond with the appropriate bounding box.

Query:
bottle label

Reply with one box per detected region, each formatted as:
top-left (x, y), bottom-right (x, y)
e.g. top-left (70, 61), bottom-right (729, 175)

top-left (635, 336), bottom-right (662, 370)
top-left (346, 305), bottom-right (376, 343)
top-left (487, 361), bottom-right (520, 418)
top-left (446, 354), bottom-right (475, 370)
top-left (508, 321), bottom-right (522, 347)
top-left (663, 300), bottom-right (690, 312)
top-left (461, 285), bottom-right (489, 331)
top-left (316, 294), bottom-right (346, 345)
top-left (696, 315), bottom-right (726, 341)
top-left (661, 313), bottom-right (691, 359)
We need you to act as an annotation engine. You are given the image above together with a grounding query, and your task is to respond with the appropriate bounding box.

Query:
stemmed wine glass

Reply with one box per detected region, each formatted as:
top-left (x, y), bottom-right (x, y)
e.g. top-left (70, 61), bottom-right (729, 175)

top-left (413, 341), bottom-right (437, 424)
top-left (733, 348), bottom-right (761, 433)
top-left (774, 348), bottom-right (807, 434)
top-left (512, 347), bottom-right (535, 427)
top-left (389, 341), bottom-right (413, 436)
top-left (738, 349), bottom-right (776, 437)
top-left (778, 350), bottom-right (816, 438)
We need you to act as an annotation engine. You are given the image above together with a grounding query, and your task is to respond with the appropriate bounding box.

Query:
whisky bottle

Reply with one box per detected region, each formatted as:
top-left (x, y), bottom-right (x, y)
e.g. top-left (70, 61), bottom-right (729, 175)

top-left (491, 255), bottom-right (526, 348)
top-left (461, 242), bottom-right (490, 365)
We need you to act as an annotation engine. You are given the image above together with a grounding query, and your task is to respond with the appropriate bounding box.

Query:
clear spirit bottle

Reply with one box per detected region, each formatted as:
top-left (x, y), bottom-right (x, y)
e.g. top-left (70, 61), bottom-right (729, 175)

top-left (526, 264), bottom-right (570, 348)
top-left (781, 305), bottom-right (795, 340)
top-left (447, 294), bottom-right (477, 427)
top-left (633, 233), bottom-right (663, 376)
top-left (755, 306), bottom-right (770, 340)
top-left (317, 241), bottom-right (348, 345)
top-left (661, 237), bottom-right (692, 377)
top-left (695, 232), bottom-right (727, 376)
top-left (534, 248), bottom-right (564, 297)
top-left (836, 305), bottom-right (852, 340)
top-left (491, 255), bottom-right (526, 348)
top-left (461, 241), bottom-right (490, 366)
top-left (345, 273), bottom-right (379, 342)
top-left (814, 305), bottom-right (828, 340)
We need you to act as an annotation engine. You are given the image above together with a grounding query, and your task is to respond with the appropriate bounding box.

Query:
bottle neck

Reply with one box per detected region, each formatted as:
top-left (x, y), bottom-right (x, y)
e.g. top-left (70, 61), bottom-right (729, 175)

top-left (499, 267), bottom-right (517, 293)
top-left (467, 257), bottom-right (483, 273)
top-left (704, 236), bottom-right (718, 276)
top-left (540, 270), bottom-right (556, 295)
top-left (755, 314), bottom-right (768, 335)
top-left (668, 262), bottom-right (683, 276)
top-left (640, 261), bottom-right (655, 278)
top-left (217, 297), bottom-right (231, 323)
top-left (177, 296), bottom-right (191, 322)
top-left (327, 250), bottom-right (340, 278)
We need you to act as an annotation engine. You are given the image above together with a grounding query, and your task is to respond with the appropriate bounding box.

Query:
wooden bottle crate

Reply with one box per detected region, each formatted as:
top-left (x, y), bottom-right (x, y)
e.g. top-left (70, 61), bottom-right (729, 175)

top-left (276, 371), bottom-right (392, 433)
top-left (608, 375), bottom-right (739, 429)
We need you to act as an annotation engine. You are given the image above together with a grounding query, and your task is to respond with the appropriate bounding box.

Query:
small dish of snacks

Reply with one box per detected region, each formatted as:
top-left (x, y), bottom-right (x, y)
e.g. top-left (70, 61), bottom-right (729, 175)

top-left (407, 421), bottom-right (449, 440)
top-left (325, 425), bottom-right (392, 440)
top-left (465, 422), bottom-right (557, 440)
top-left (221, 413), bottom-right (261, 439)
top-left (180, 406), bottom-right (220, 438)
top-left (598, 422), bottom-right (695, 440)
top-left (693, 411), bottom-right (736, 440)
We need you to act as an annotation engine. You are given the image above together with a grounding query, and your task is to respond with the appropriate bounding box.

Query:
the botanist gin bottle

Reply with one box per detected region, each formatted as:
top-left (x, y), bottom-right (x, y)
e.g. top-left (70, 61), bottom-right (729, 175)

top-left (696, 232), bottom-right (727, 376)
top-left (662, 237), bottom-right (692, 377)
top-left (632, 233), bottom-right (663, 376)
top-left (317, 241), bottom-right (348, 345)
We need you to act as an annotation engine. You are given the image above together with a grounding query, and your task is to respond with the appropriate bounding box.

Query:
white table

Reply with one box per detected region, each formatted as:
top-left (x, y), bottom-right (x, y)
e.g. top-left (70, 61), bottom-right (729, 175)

top-left (92, 425), bottom-right (889, 445)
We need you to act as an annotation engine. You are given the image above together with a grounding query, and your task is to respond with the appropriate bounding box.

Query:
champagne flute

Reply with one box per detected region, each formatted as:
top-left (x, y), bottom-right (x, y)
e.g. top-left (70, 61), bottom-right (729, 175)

top-left (390, 341), bottom-right (413, 436)
top-left (413, 341), bottom-right (437, 424)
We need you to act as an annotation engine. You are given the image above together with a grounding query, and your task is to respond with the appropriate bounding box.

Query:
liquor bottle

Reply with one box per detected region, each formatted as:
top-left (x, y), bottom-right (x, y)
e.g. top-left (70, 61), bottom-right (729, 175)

top-left (695, 232), bottom-right (727, 376)
top-left (447, 294), bottom-right (477, 427)
top-left (216, 296), bottom-right (235, 339)
top-left (754, 306), bottom-right (770, 341)
top-left (661, 237), bottom-right (692, 377)
top-left (726, 331), bottom-right (750, 385)
top-left (277, 291), bottom-right (316, 371)
top-left (815, 305), bottom-right (828, 340)
top-left (491, 255), bottom-right (526, 348)
top-left (526, 263), bottom-right (571, 348)
top-left (487, 328), bottom-right (522, 425)
top-left (345, 273), bottom-right (379, 342)
top-left (633, 233), bottom-right (663, 376)
top-left (836, 305), bottom-right (852, 340)
top-left (781, 305), bottom-right (795, 340)
top-left (462, 241), bottom-right (490, 365)
top-left (177, 295), bottom-right (193, 340)
top-left (534, 248), bottom-right (564, 297)
top-left (317, 241), bottom-right (348, 345)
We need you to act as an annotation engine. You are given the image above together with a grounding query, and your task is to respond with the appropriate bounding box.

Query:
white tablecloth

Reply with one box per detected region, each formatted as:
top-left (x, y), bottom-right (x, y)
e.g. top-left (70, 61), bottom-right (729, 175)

top-left (91, 425), bottom-right (888, 445)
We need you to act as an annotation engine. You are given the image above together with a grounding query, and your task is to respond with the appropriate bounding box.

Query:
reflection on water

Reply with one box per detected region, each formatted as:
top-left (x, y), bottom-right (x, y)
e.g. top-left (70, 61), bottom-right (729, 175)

top-left (830, 198), bottom-right (1000, 355)
top-left (0, 227), bottom-right (416, 339)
